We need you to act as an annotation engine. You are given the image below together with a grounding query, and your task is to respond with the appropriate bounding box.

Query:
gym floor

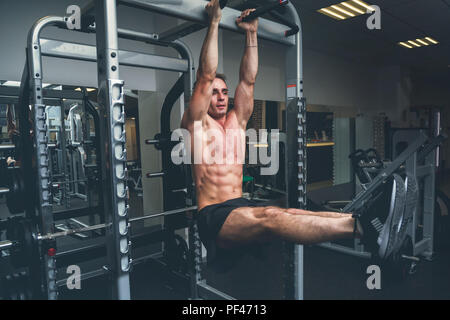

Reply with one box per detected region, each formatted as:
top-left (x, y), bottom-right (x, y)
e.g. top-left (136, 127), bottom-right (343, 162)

top-left (56, 244), bottom-right (450, 300)
top-left (304, 246), bottom-right (450, 300)
top-left (3, 188), bottom-right (449, 300)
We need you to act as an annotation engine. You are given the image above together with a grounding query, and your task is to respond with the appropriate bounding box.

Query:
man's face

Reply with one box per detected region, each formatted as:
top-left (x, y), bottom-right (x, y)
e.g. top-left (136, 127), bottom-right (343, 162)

top-left (208, 78), bottom-right (229, 119)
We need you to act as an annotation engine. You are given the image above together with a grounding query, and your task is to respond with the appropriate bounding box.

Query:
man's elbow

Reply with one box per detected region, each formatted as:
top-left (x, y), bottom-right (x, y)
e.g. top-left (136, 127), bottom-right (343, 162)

top-left (240, 73), bottom-right (257, 86)
top-left (247, 78), bottom-right (256, 86)
top-left (197, 69), bottom-right (216, 83)
top-left (241, 78), bottom-right (256, 87)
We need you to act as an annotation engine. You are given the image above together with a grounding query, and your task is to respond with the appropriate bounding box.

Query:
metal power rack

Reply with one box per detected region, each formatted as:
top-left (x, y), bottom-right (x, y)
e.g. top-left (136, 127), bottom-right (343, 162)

top-left (19, 0), bottom-right (305, 300)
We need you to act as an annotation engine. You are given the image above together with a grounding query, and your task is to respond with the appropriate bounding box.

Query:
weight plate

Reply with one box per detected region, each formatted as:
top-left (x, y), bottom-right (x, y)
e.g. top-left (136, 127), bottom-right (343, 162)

top-left (378, 174), bottom-right (406, 259)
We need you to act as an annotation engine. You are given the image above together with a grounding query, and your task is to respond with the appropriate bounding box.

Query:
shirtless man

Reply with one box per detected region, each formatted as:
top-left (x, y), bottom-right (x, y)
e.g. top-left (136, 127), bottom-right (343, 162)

top-left (181, 0), bottom-right (402, 268)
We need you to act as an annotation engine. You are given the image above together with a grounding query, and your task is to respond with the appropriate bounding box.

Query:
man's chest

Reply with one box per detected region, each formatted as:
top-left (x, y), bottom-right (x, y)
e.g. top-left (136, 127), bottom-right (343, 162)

top-left (192, 116), bottom-right (246, 163)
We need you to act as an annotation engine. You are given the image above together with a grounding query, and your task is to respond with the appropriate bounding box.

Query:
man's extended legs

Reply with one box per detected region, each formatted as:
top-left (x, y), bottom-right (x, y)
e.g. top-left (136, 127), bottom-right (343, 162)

top-left (285, 208), bottom-right (348, 218)
top-left (217, 206), bottom-right (355, 249)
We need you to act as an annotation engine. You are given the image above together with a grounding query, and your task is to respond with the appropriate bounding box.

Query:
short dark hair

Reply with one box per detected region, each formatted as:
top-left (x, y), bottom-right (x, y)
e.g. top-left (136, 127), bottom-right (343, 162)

top-left (215, 73), bottom-right (227, 86)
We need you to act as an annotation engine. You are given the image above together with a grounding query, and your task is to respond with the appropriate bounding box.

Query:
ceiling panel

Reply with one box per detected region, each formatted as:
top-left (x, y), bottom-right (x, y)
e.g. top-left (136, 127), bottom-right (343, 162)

top-left (289, 0), bottom-right (450, 73)
top-left (296, 0), bottom-right (419, 11)
top-left (384, 0), bottom-right (450, 42)
top-left (360, 12), bottom-right (417, 43)
top-left (369, 0), bottom-right (419, 9)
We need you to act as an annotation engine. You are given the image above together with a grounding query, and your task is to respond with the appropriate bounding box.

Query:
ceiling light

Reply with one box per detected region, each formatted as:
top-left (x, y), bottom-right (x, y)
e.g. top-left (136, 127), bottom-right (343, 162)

top-left (318, 1), bottom-right (374, 20)
top-left (319, 8), bottom-right (345, 20)
top-left (398, 42), bottom-right (413, 49)
top-left (398, 37), bottom-right (439, 49)
top-left (415, 39), bottom-right (429, 46)
top-left (407, 40), bottom-right (421, 47)
top-left (74, 87), bottom-right (96, 92)
top-left (425, 37), bottom-right (438, 44)
top-left (352, 0), bottom-right (375, 12)
top-left (331, 5), bottom-right (355, 17)
top-left (341, 2), bottom-right (365, 14)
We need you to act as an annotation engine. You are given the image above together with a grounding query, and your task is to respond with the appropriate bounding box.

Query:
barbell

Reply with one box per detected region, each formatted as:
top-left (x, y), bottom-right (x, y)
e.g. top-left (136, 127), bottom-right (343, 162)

top-left (37, 205), bottom-right (197, 241)
top-left (0, 205), bottom-right (197, 266)
top-left (0, 204), bottom-right (197, 299)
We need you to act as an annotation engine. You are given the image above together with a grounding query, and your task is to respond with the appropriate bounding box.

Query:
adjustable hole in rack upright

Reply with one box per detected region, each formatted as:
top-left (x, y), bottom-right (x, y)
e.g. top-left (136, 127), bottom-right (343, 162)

top-left (121, 256), bottom-right (130, 272)
top-left (117, 182), bottom-right (125, 198)
top-left (113, 105), bottom-right (122, 121)
top-left (114, 125), bottom-right (123, 141)
top-left (112, 83), bottom-right (121, 100)
top-left (115, 144), bottom-right (123, 160)
top-left (118, 201), bottom-right (127, 217)
top-left (116, 163), bottom-right (125, 180)
top-left (120, 238), bottom-right (129, 254)
top-left (118, 219), bottom-right (128, 235)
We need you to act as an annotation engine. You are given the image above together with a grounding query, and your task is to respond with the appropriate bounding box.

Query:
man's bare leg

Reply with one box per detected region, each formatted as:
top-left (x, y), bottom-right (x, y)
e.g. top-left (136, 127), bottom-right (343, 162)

top-left (217, 206), bottom-right (356, 249)
top-left (285, 208), bottom-right (348, 218)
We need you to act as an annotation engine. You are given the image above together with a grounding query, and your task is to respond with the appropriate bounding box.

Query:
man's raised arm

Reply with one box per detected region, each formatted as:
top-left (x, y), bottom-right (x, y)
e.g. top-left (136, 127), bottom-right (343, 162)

top-left (182, 0), bottom-right (221, 126)
top-left (234, 9), bottom-right (259, 126)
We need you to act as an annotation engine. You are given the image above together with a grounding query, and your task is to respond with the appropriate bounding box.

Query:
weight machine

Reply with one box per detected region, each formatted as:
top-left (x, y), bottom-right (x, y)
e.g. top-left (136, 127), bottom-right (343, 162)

top-left (319, 131), bottom-right (446, 276)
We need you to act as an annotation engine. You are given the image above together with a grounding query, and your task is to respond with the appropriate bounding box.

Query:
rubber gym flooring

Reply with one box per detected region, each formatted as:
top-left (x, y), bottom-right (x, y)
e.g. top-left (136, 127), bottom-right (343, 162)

top-left (55, 243), bottom-right (450, 300)
top-left (2, 186), bottom-right (450, 300)
top-left (1, 196), bottom-right (450, 300)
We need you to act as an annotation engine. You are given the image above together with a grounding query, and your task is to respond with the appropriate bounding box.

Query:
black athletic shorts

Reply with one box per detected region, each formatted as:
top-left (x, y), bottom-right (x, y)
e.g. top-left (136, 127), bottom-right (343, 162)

top-left (197, 197), bottom-right (267, 272)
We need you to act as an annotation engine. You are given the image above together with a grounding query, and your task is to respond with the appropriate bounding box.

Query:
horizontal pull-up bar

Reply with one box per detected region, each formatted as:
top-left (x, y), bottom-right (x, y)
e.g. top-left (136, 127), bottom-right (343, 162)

top-left (40, 38), bottom-right (189, 73)
top-left (114, 0), bottom-right (296, 46)
top-left (242, 0), bottom-right (288, 22)
top-left (0, 85), bottom-right (84, 101)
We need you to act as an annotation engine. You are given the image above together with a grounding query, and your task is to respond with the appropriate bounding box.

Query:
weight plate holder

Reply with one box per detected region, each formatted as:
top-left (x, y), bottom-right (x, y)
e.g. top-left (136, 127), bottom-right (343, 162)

top-left (106, 79), bottom-right (132, 276)
top-left (298, 97), bottom-right (307, 208)
top-left (34, 98), bottom-right (58, 299)
top-left (292, 96), bottom-right (306, 298)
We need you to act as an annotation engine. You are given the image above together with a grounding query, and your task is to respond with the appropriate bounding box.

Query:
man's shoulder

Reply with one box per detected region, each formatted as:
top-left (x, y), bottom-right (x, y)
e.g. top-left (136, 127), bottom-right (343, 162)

top-left (180, 112), bottom-right (206, 130)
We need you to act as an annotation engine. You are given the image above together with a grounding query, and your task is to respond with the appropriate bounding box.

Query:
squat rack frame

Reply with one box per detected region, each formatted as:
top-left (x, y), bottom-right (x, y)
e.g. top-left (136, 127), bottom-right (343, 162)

top-left (23, 0), bottom-right (305, 300)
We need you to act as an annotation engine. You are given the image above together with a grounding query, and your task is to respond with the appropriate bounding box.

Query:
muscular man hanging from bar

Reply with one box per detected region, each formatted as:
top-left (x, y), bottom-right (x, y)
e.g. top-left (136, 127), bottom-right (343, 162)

top-left (181, 0), bottom-right (405, 269)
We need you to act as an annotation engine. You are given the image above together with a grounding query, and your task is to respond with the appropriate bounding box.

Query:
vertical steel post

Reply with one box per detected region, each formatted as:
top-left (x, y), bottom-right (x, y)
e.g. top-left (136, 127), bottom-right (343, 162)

top-left (172, 40), bottom-right (201, 299)
top-left (27, 16), bottom-right (67, 300)
top-left (284, 3), bottom-right (304, 300)
top-left (94, 0), bottom-right (131, 299)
